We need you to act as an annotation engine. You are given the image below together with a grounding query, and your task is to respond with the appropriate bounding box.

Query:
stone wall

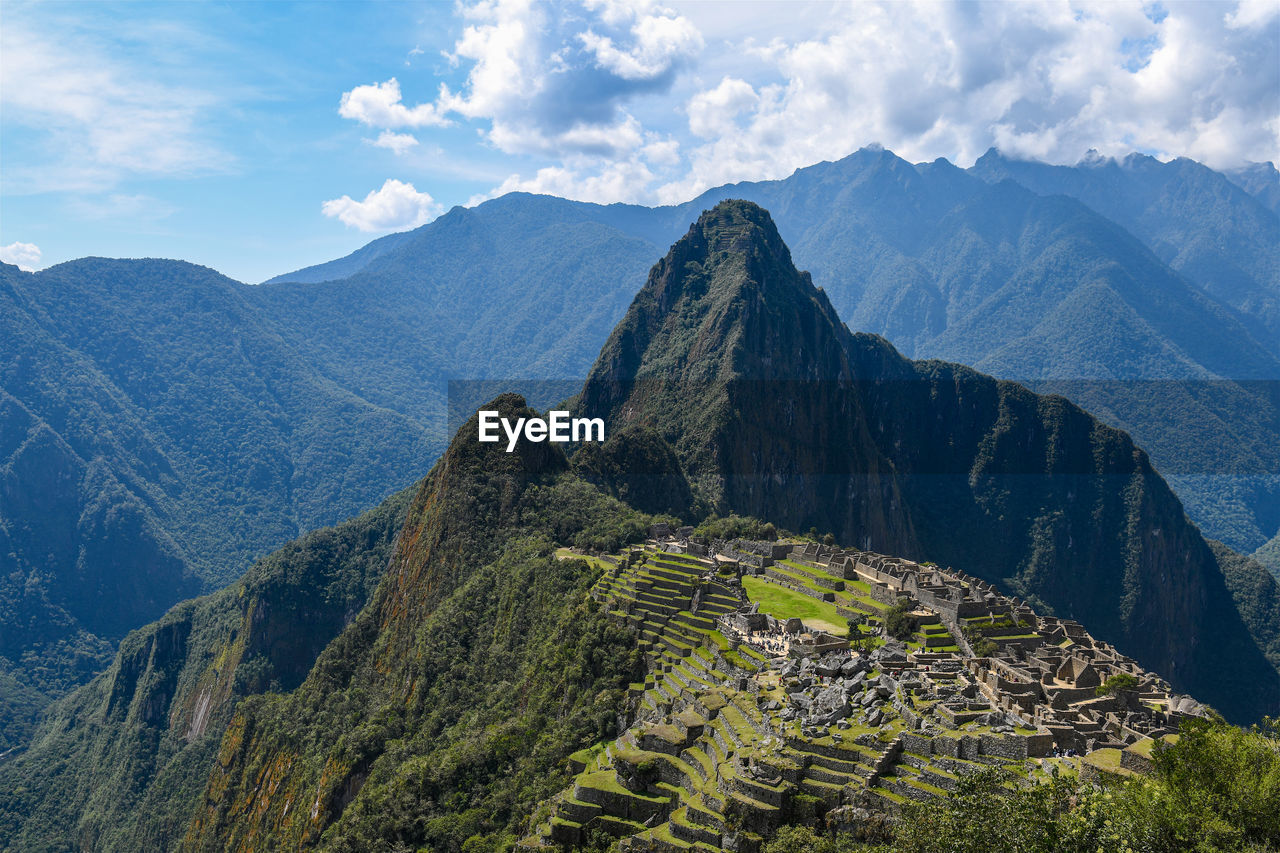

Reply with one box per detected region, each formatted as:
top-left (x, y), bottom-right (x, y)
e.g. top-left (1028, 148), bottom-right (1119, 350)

top-left (869, 584), bottom-right (901, 606)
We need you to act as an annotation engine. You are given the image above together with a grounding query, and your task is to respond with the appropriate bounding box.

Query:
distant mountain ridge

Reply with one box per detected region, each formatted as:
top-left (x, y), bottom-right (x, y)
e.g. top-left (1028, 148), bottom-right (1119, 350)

top-left (259, 229), bottom-right (415, 285)
top-left (1225, 161), bottom-right (1280, 217)
top-left (0, 259), bottom-right (438, 747)
top-left (4, 145), bottom-right (1278, 753)
top-left (270, 147), bottom-right (1280, 554)
top-left (970, 149), bottom-right (1280, 356)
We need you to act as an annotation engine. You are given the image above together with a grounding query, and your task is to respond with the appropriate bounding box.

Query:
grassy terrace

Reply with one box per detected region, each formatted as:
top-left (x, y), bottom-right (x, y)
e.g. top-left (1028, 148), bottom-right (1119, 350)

top-left (741, 575), bottom-right (848, 635)
top-left (767, 562), bottom-right (891, 618)
top-left (778, 558), bottom-right (846, 584)
top-left (1127, 734), bottom-right (1176, 758)
top-left (1083, 748), bottom-right (1137, 777)
top-left (528, 544), bottom-right (1072, 852)
top-left (554, 547), bottom-right (615, 571)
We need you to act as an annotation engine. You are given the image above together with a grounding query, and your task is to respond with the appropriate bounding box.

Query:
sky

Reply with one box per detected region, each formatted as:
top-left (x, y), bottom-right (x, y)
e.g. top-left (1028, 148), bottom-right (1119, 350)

top-left (2, 0), bottom-right (1277, 284)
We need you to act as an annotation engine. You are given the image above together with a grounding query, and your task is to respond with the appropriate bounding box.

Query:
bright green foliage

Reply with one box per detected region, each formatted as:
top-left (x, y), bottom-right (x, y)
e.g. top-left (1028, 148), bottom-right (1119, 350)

top-left (1097, 672), bottom-right (1141, 696)
top-left (764, 825), bottom-right (875, 853)
top-left (693, 514), bottom-right (779, 541)
top-left (890, 768), bottom-right (1129, 853)
top-left (1129, 717), bottom-right (1280, 851)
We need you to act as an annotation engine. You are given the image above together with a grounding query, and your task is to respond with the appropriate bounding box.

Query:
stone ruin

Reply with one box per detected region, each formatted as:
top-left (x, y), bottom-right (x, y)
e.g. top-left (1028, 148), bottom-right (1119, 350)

top-left (520, 531), bottom-right (1208, 851)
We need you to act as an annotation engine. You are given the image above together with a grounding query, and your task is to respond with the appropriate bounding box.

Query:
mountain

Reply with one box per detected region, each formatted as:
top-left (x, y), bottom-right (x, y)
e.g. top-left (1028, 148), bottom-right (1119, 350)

top-left (970, 149), bottom-right (1280, 351)
top-left (6, 146), bottom-right (1277, 752)
top-left (180, 394), bottom-right (655, 851)
top-left (260, 230), bottom-right (416, 285)
top-left (717, 149), bottom-right (1280, 555)
top-left (0, 486), bottom-right (411, 852)
top-left (1, 394), bottom-right (656, 852)
top-left (3, 204), bottom-right (1277, 851)
top-left (958, 152), bottom-right (1280, 556)
top-left (267, 147), bottom-right (1279, 555)
top-left (1256, 530), bottom-right (1280, 578)
top-left (574, 200), bottom-right (1280, 722)
top-left (0, 259), bottom-right (436, 746)
top-left (1224, 161), bottom-right (1280, 219)
top-left (248, 195), bottom-right (662, 403)
top-left (0, 200), bottom-right (662, 748)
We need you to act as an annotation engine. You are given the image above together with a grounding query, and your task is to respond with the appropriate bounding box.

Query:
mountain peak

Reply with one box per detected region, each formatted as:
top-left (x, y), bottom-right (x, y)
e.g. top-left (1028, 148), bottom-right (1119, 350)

top-left (581, 198), bottom-right (847, 395)
top-left (689, 198), bottom-right (789, 257)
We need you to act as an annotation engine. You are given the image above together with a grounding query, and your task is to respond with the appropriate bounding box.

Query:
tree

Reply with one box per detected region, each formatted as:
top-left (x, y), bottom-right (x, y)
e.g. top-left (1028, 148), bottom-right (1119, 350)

top-left (763, 825), bottom-right (864, 853)
top-left (884, 598), bottom-right (917, 641)
top-left (1132, 716), bottom-right (1280, 850)
top-left (1096, 672), bottom-right (1139, 696)
top-left (973, 638), bottom-right (998, 657)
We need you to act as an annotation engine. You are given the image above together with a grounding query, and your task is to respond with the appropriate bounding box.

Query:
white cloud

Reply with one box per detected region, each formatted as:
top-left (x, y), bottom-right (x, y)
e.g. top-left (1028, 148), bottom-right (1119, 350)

top-left (370, 130), bottom-right (421, 155)
top-left (480, 156), bottom-right (657, 205)
top-left (0, 17), bottom-right (230, 192)
top-left (1226, 0), bottom-right (1280, 30)
top-left (653, 0), bottom-right (1280, 201)
top-left (341, 0), bottom-right (701, 162)
top-left (0, 242), bottom-right (43, 272)
top-left (578, 9), bottom-right (702, 80)
top-left (642, 137), bottom-right (681, 166)
top-left (339, 78), bottom-right (449, 128)
top-left (337, 0), bottom-right (1277, 212)
top-left (321, 179), bottom-right (442, 231)
top-left (687, 77), bottom-right (758, 139)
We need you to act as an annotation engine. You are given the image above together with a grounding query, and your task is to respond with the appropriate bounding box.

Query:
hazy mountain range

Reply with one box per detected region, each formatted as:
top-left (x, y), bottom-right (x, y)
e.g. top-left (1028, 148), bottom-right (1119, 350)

top-left (1, 146), bottom-right (1276, 753)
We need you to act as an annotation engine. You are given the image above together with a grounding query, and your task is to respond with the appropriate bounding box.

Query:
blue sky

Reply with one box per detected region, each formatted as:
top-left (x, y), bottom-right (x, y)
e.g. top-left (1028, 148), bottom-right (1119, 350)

top-left (2, 0), bottom-right (1277, 283)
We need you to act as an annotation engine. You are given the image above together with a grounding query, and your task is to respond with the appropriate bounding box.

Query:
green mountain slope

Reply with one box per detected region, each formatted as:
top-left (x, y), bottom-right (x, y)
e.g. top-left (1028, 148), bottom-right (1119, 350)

top-left (180, 394), bottom-right (653, 851)
top-left (971, 149), bottom-right (1280, 349)
top-left (249, 196), bottom-right (661, 410)
top-left (0, 259), bottom-right (435, 744)
top-left (1254, 530), bottom-right (1280, 579)
top-left (0, 485), bottom-right (411, 852)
